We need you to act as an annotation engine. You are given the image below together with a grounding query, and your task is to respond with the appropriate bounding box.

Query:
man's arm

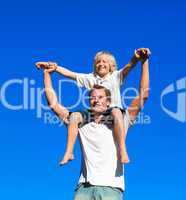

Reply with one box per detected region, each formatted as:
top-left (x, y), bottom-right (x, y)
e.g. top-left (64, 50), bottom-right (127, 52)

top-left (36, 62), bottom-right (77, 80)
top-left (44, 70), bottom-right (70, 124)
top-left (127, 58), bottom-right (150, 123)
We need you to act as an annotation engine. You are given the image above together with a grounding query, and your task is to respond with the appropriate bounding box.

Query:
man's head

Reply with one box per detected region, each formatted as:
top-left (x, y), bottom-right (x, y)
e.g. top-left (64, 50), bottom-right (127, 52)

top-left (89, 85), bottom-right (111, 113)
top-left (93, 51), bottom-right (117, 77)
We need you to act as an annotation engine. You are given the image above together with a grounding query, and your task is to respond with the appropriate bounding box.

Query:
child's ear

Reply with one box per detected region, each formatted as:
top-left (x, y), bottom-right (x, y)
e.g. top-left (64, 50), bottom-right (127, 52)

top-left (109, 64), bottom-right (114, 72)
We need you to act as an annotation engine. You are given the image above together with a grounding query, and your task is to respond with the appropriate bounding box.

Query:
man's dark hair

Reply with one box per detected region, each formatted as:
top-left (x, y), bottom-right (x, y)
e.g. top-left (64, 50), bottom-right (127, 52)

top-left (89, 85), bottom-right (111, 102)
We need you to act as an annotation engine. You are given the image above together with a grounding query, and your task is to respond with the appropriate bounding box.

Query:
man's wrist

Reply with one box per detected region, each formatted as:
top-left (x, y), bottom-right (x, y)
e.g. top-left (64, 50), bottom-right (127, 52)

top-left (141, 58), bottom-right (149, 66)
top-left (44, 69), bottom-right (49, 74)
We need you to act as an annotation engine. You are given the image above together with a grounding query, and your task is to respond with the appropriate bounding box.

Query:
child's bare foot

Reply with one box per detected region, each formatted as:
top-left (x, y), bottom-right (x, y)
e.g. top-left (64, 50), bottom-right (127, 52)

top-left (59, 152), bottom-right (74, 165)
top-left (119, 150), bottom-right (130, 164)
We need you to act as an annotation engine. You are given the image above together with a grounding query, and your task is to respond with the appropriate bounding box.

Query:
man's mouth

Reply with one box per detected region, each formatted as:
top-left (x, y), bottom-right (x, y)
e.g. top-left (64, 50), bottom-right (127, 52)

top-left (92, 103), bottom-right (104, 110)
top-left (93, 103), bottom-right (101, 107)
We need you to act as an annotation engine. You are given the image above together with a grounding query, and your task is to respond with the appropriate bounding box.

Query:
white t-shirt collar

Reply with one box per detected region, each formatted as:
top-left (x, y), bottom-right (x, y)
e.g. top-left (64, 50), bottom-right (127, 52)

top-left (94, 73), bottom-right (111, 81)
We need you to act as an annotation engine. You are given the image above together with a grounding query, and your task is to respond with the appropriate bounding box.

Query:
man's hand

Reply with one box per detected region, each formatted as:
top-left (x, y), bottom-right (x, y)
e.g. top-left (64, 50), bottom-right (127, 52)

top-left (35, 61), bottom-right (58, 72)
top-left (135, 48), bottom-right (151, 62)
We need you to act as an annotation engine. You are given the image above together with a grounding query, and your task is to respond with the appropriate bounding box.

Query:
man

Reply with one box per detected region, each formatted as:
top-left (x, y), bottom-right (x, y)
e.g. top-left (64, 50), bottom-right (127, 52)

top-left (43, 54), bottom-right (150, 200)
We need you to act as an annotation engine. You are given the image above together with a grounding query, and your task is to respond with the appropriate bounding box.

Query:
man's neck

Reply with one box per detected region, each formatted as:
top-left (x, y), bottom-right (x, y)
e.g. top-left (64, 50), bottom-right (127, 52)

top-left (94, 114), bottom-right (104, 124)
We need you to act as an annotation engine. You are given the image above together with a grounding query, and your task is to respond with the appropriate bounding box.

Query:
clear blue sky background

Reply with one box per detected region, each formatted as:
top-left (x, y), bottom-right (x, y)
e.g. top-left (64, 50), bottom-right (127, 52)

top-left (0, 0), bottom-right (186, 200)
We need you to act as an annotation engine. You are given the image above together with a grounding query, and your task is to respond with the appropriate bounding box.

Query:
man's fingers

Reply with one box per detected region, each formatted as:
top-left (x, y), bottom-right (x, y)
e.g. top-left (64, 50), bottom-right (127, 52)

top-left (44, 67), bottom-right (56, 73)
top-left (35, 62), bottom-right (49, 69)
top-left (35, 62), bottom-right (41, 69)
top-left (146, 48), bottom-right (151, 56)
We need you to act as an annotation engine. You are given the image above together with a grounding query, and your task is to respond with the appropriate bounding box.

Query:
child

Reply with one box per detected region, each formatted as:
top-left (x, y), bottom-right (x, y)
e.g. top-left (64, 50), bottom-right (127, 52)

top-left (36, 48), bottom-right (150, 164)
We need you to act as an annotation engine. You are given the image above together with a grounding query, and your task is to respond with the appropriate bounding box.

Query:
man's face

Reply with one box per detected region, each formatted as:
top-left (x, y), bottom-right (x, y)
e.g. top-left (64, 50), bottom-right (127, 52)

top-left (90, 89), bottom-right (110, 113)
top-left (95, 55), bottom-right (111, 77)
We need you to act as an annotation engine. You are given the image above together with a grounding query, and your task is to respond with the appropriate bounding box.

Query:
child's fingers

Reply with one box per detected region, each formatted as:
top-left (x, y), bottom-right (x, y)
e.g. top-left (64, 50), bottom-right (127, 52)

top-left (135, 49), bottom-right (141, 58)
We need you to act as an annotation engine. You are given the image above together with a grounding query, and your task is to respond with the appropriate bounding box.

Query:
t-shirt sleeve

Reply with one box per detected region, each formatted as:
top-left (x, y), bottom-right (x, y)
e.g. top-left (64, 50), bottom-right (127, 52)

top-left (75, 73), bottom-right (93, 89)
top-left (115, 69), bottom-right (125, 86)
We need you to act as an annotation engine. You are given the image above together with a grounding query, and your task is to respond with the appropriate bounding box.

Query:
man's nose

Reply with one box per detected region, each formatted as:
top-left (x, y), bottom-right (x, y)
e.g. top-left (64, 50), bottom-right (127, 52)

top-left (93, 96), bottom-right (99, 102)
top-left (94, 97), bottom-right (99, 102)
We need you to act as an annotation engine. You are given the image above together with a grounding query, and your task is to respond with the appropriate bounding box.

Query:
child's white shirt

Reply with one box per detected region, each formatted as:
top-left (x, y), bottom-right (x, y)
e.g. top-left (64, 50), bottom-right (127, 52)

top-left (76, 69), bottom-right (124, 108)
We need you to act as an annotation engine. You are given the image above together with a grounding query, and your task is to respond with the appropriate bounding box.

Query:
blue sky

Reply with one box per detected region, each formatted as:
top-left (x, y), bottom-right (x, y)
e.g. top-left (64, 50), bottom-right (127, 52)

top-left (0, 0), bottom-right (186, 200)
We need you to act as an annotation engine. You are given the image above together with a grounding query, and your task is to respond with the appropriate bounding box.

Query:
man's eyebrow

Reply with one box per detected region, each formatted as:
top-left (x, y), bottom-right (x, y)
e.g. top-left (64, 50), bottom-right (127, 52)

top-left (99, 95), bottom-right (106, 98)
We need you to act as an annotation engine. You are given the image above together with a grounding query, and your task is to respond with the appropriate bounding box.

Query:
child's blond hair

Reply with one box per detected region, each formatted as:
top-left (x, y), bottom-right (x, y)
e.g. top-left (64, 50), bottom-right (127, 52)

top-left (93, 51), bottom-right (117, 74)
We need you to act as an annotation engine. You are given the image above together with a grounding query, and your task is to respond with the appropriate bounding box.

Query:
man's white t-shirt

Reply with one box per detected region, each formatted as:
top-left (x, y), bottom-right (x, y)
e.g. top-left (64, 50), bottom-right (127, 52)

top-left (76, 70), bottom-right (124, 108)
top-left (78, 110), bottom-right (132, 191)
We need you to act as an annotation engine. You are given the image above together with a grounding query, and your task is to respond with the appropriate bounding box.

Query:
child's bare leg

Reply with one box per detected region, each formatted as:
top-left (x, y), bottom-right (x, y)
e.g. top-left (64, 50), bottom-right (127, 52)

top-left (59, 112), bottom-right (80, 165)
top-left (111, 108), bottom-right (130, 164)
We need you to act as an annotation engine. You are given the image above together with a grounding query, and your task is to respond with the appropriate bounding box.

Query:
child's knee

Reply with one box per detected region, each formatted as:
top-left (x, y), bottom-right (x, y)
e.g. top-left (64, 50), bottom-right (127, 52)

top-left (111, 108), bottom-right (123, 118)
top-left (69, 112), bottom-right (82, 123)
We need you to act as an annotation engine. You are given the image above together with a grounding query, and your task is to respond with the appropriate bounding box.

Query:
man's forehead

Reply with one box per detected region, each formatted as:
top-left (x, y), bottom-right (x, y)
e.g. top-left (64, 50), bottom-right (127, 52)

top-left (91, 89), bottom-right (106, 96)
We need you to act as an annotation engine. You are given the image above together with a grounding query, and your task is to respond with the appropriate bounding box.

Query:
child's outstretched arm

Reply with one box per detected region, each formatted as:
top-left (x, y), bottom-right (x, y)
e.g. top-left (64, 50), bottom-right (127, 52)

top-left (36, 62), bottom-right (77, 80)
top-left (120, 48), bottom-right (151, 81)
top-left (56, 65), bottom-right (77, 80)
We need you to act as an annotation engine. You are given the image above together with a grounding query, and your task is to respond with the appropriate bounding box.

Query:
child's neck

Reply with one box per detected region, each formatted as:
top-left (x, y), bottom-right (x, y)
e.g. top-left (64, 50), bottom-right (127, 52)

top-left (96, 73), bottom-right (110, 79)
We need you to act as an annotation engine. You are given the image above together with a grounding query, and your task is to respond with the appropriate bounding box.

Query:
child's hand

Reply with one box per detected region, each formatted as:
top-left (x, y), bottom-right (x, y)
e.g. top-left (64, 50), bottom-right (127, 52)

top-left (135, 48), bottom-right (151, 61)
top-left (35, 61), bottom-right (57, 72)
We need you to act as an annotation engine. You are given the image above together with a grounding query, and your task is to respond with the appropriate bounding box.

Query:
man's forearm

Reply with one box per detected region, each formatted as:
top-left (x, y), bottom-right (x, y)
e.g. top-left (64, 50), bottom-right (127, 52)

top-left (127, 59), bottom-right (150, 123)
top-left (44, 70), bottom-right (70, 123)
top-left (139, 59), bottom-right (150, 100)
top-left (44, 71), bottom-right (58, 107)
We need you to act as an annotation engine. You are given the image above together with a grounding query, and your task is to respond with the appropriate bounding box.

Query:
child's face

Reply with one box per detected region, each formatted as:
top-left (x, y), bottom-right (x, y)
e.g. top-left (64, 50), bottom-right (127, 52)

top-left (94, 55), bottom-right (111, 78)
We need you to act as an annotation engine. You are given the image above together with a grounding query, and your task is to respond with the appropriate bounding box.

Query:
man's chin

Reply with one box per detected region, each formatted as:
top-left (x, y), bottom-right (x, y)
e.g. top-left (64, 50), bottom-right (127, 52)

top-left (91, 106), bottom-right (107, 113)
